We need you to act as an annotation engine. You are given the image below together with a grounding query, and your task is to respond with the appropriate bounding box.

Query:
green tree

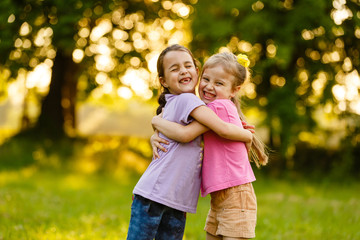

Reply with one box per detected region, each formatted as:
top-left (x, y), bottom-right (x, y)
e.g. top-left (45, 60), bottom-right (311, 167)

top-left (191, 0), bottom-right (360, 172)
top-left (0, 0), bottom-right (194, 138)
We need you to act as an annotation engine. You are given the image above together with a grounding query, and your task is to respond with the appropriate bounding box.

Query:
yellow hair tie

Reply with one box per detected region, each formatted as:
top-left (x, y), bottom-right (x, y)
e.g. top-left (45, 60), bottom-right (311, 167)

top-left (237, 54), bottom-right (250, 68)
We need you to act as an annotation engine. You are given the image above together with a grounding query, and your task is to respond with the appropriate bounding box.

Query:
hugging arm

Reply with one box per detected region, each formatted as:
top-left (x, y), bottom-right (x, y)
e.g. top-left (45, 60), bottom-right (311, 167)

top-left (152, 105), bottom-right (253, 144)
top-left (190, 105), bottom-right (252, 143)
top-left (152, 115), bottom-right (208, 143)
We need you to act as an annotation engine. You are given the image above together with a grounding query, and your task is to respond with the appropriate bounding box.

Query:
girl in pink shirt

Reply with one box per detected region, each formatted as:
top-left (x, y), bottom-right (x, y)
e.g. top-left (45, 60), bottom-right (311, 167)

top-left (152, 52), bottom-right (269, 239)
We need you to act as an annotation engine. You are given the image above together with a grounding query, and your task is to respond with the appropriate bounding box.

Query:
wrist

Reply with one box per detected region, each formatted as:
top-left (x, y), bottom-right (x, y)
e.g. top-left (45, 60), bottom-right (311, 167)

top-left (246, 129), bottom-right (253, 142)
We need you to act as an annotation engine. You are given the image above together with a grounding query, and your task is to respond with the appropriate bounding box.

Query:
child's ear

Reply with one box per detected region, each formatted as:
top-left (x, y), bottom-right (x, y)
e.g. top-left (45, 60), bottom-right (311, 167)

top-left (159, 77), bottom-right (168, 88)
top-left (230, 86), bottom-right (241, 98)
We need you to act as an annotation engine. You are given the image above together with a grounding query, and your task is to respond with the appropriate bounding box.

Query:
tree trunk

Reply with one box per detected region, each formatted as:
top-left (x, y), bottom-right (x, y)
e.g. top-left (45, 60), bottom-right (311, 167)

top-left (35, 50), bottom-right (78, 139)
top-left (62, 52), bottom-right (79, 137)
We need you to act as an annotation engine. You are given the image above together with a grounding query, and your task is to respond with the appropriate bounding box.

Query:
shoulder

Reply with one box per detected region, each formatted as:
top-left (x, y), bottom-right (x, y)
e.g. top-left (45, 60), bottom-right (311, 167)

top-left (207, 99), bottom-right (239, 120)
top-left (166, 93), bottom-right (205, 121)
top-left (207, 99), bottom-right (234, 109)
top-left (177, 93), bottom-right (204, 104)
top-left (166, 93), bottom-right (199, 102)
top-left (178, 93), bottom-right (199, 100)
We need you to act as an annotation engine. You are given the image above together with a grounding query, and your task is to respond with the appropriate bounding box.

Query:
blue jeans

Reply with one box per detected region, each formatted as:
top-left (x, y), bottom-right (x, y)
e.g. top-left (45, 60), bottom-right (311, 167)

top-left (126, 195), bottom-right (186, 240)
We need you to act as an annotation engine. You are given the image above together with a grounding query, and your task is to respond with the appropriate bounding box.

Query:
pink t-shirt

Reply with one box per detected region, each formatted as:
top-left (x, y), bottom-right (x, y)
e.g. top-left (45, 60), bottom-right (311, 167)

top-left (201, 99), bottom-right (256, 197)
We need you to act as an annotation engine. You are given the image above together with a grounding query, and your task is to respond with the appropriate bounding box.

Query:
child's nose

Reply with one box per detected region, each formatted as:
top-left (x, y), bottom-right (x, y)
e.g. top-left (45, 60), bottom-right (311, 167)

top-left (205, 82), bottom-right (214, 89)
top-left (179, 66), bottom-right (187, 74)
top-left (208, 82), bottom-right (214, 88)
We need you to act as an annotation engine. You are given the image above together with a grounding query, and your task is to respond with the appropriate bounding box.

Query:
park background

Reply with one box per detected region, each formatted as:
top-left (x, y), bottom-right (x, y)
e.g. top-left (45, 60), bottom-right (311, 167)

top-left (0, 0), bottom-right (359, 239)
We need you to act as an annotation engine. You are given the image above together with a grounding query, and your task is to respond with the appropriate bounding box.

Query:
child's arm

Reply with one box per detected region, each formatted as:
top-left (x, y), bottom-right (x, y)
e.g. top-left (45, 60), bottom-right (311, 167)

top-left (190, 105), bottom-right (252, 142)
top-left (152, 115), bottom-right (208, 143)
top-left (152, 106), bottom-right (253, 143)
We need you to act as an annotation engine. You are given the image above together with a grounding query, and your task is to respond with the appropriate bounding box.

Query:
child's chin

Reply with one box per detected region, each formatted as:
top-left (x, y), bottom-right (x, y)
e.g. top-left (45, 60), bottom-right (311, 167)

top-left (201, 98), bottom-right (213, 104)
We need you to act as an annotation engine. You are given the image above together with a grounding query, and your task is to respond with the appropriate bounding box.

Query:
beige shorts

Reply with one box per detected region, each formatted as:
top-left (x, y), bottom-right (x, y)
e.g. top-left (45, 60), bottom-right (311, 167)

top-left (204, 183), bottom-right (257, 238)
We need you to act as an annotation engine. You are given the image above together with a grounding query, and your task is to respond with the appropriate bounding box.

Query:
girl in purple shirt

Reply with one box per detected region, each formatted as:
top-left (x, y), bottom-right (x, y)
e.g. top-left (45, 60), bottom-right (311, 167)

top-left (152, 52), bottom-right (269, 239)
top-left (126, 45), bottom-right (253, 240)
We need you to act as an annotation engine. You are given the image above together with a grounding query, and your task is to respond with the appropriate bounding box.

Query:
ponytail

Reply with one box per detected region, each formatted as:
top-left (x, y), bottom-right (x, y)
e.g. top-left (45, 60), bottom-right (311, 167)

top-left (233, 97), bottom-right (269, 168)
top-left (156, 87), bottom-right (170, 115)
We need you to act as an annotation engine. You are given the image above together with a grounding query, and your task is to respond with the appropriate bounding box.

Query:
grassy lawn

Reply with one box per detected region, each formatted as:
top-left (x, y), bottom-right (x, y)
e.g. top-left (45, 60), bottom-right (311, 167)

top-left (0, 167), bottom-right (359, 240)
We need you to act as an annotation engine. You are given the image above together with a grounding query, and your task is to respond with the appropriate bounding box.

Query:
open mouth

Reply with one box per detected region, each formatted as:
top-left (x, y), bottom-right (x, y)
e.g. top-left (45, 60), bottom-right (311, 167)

top-left (179, 77), bottom-right (191, 84)
top-left (202, 91), bottom-right (216, 99)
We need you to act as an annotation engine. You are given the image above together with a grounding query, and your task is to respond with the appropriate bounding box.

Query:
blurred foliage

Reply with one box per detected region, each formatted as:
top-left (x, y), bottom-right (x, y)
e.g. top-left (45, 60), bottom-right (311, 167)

top-left (190, 0), bottom-right (360, 175)
top-left (0, 0), bottom-right (360, 177)
top-left (0, 0), bottom-right (194, 136)
top-left (0, 135), bottom-right (152, 177)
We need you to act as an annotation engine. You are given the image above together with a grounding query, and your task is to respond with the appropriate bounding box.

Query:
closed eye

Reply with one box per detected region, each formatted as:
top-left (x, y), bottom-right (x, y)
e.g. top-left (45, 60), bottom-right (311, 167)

top-left (202, 77), bottom-right (209, 82)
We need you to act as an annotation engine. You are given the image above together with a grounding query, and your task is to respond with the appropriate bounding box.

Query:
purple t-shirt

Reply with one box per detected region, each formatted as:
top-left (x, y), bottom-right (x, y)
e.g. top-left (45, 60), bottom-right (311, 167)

top-left (133, 93), bottom-right (205, 213)
top-left (201, 99), bottom-right (256, 197)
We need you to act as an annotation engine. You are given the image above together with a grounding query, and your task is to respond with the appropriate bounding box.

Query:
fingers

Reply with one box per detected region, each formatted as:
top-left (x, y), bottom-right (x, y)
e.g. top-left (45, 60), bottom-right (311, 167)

top-left (151, 136), bottom-right (169, 159)
top-left (155, 141), bottom-right (168, 153)
top-left (248, 129), bottom-right (255, 133)
top-left (153, 147), bottom-right (160, 159)
top-left (152, 143), bottom-right (167, 159)
top-left (156, 138), bottom-right (169, 145)
top-left (242, 121), bottom-right (255, 133)
top-left (152, 133), bottom-right (170, 145)
top-left (242, 121), bottom-right (255, 128)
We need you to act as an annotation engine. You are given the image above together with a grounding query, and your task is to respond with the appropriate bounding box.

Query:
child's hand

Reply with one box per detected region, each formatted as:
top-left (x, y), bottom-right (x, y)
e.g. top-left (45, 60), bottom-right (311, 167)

top-left (244, 130), bottom-right (253, 153)
top-left (242, 122), bottom-right (254, 153)
top-left (150, 130), bottom-right (169, 159)
top-left (245, 140), bottom-right (252, 153)
top-left (242, 121), bottom-right (255, 133)
top-left (151, 111), bottom-right (163, 130)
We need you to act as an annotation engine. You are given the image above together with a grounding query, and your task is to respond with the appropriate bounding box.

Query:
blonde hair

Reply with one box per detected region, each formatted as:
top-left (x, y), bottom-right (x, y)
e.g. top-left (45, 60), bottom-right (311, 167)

top-left (202, 52), bottom-right (269, 168)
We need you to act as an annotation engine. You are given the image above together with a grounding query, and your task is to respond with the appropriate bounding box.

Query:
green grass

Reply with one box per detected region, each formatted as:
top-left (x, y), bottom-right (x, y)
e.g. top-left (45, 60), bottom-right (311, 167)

top-left (0, 168), bottom-right (359, 240)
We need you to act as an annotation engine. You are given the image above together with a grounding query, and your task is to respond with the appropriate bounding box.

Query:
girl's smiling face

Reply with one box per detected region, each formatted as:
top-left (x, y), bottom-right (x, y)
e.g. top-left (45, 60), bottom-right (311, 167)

top-left (160, 50), bottom-right (199, 95)
top-left (199, 65), bottom-right (239, 104)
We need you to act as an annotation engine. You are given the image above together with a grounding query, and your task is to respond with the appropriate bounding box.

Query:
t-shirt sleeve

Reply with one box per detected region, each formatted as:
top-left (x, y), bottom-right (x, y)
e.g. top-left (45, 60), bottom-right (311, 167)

top-left (175, 93), bottom-right (205, 125)
top-left (207, 100), bottom-right (231, 123)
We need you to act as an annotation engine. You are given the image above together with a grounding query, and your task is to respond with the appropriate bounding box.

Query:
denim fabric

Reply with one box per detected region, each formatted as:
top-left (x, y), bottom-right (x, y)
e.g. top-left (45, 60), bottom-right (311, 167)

top-left (126, 195), bottom-right (186, 240)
